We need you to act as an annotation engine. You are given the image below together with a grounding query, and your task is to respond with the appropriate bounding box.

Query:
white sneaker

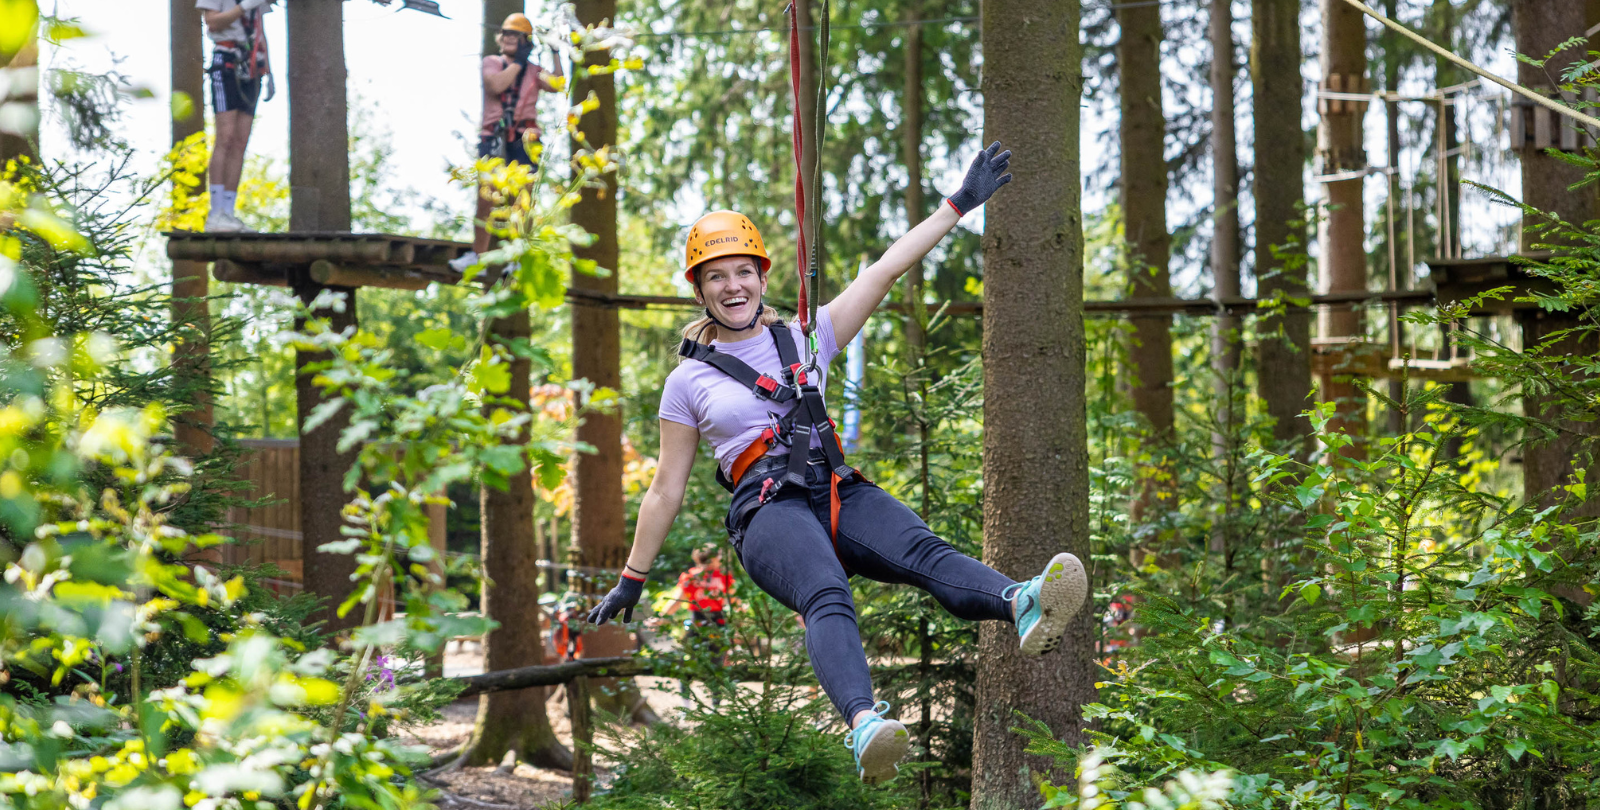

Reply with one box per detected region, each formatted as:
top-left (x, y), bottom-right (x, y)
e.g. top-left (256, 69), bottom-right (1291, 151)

top-left (1005, 552), bottom-right (1088, 656)
top-left (448, 251), bottom-right (480, 272)
top-left (844, 702), bottom-right (910, 785)
top-left (205, 208), bottom-right (247, 233)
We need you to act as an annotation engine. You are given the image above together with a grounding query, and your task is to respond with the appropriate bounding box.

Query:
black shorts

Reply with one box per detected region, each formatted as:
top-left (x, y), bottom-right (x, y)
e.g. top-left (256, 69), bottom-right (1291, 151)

top-left (477, 134), bottom-right (535, 167)
top-left (209, 52), bottom-right (260, 116)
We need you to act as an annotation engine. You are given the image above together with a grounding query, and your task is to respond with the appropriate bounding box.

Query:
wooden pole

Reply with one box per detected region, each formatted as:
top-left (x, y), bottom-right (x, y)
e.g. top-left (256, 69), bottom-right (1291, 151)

top-left (482, 0), bottom-right (524, 61)
top-left (1317, 0), bottom-right (1369, 454)
top-left (287, 0), bottom-right (359, 635)
top-left (567, 675), bottom-right (593, 803)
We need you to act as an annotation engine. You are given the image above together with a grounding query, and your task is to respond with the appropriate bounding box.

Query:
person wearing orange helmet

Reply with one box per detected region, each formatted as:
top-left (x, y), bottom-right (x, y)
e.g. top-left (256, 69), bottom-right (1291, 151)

top-left (452, 11), bottom-right (565, 270)
top-left (587, 143), bottom-right (1089, 784)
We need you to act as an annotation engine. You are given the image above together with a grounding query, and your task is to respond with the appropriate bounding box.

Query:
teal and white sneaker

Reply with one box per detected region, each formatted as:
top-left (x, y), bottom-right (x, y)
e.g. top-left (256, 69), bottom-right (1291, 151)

top-left (843, 701), bottom-right (910, 784)
top-left (1003, 552), bottom-right (1088, 655)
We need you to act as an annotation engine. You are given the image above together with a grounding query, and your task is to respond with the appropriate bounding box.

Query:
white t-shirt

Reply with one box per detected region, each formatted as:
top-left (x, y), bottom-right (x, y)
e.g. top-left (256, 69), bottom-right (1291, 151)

top-left (194, 0), bottom-right (270, 46)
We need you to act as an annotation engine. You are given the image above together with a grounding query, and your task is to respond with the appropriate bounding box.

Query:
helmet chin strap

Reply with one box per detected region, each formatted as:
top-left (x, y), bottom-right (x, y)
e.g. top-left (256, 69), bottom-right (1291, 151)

top-left (702, 299), bottom-right (763, 333)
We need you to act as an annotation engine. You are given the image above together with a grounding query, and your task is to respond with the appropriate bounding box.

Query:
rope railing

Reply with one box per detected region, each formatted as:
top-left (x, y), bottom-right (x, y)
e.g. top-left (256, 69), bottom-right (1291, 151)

top-left (447, 654), bottom-right (973, 698)
top-left (568, 286), bottom-right (1438, 317)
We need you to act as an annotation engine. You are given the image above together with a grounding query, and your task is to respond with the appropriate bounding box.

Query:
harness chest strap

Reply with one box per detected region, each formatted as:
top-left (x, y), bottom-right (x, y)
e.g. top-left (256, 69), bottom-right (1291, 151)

top-left (677, 323), bottom-right (858, 547)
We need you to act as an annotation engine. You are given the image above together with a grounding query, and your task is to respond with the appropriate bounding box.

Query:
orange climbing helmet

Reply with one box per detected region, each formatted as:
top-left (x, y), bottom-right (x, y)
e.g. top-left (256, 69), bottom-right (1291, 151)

top-left (684, 210), bottom-right (770, 283)
top-left (501, 12), bottom-right (535, 35)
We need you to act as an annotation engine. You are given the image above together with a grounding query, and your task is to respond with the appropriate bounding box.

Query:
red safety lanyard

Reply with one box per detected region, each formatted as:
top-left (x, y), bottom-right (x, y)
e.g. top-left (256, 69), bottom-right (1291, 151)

top-left (786, 3), bottom-right (810, 335)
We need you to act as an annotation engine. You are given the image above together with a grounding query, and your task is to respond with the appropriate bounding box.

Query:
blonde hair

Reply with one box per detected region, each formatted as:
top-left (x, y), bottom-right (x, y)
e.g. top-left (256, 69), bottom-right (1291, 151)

top-left (679, 263), bottom-right (784, 348)
top-left (680, 305), bottom-right (785, 347)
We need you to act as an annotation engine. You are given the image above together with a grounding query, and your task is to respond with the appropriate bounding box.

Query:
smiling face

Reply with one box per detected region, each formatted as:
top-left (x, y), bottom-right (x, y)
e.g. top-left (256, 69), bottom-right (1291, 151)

top-left (694, 255), bottom-right (767, 327)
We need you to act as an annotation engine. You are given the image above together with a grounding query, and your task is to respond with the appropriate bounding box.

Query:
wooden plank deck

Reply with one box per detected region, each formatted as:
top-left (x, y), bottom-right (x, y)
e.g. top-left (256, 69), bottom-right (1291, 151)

top-left (163, 232), bottom-right (475, 290)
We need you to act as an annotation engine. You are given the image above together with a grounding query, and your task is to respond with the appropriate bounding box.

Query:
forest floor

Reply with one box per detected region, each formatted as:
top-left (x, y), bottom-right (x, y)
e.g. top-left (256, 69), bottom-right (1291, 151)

top-left (403, 640), bottom-right (691, 810)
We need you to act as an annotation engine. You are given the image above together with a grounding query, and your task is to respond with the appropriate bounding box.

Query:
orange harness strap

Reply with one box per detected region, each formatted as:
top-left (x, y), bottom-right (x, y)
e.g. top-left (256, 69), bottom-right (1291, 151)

top-left (728, 429), bottom-right (777, 488)
top-left (728, 432), bottom-right (852, 548)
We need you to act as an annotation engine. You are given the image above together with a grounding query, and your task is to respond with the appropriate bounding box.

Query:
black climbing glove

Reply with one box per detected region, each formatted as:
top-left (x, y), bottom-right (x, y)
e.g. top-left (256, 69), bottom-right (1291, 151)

top-left (513, 40), bottom-right (535, 67)
top-left (586, 574), bottom-right (645, 626)
top-left (945, 141), bottom-right (1014, 216)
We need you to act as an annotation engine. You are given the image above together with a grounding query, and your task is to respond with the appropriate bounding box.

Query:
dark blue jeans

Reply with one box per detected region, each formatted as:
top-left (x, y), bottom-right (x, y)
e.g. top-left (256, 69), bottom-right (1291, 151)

top-left (729, 457), bottom-right (1017, 722)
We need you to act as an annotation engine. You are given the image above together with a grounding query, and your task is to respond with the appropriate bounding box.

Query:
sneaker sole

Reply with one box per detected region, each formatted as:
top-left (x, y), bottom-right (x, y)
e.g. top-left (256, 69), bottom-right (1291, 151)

top-left (857, 719), bottom-right (910, 785)
top-left (1019, 552), bottom-right (1088, 656)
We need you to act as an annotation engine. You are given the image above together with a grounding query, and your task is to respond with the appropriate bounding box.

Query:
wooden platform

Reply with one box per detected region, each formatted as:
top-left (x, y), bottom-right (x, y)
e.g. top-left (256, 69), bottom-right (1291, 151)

top-left (1312, 338), bottom-right (1478, 382)
top-left (1426, 252), bottom-right (1555, 314)
top-left (164, 231), bottom-right (475, 291)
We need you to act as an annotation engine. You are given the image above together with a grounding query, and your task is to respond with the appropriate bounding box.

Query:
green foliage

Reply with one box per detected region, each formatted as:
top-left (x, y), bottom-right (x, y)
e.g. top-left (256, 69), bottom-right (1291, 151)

top-left (591, 589), bottom-right (921, 810)
top-left (0, 10), bottom-right (638, 809)
top-left (1031, 194), bottom-right (1600, 807)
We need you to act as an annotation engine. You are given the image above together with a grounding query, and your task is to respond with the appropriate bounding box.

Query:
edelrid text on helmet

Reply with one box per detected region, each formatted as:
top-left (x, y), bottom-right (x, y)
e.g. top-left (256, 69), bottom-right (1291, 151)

top-left (683, 211), bottom-right (771, 284)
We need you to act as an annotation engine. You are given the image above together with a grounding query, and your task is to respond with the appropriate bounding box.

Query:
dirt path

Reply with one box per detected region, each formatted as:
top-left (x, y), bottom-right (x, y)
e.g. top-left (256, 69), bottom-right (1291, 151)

top-left (401, 640), bottom-right (691, 809)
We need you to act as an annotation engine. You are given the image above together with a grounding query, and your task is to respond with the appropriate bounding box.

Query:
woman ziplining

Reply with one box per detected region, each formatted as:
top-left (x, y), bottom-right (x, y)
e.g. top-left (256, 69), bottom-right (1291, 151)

top-left (586, 142), bottom-right (1089, 785)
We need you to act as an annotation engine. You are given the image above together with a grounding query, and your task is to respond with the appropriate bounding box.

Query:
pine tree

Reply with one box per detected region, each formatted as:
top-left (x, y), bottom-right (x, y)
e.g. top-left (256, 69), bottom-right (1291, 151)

top-left (970, 0), bottom-right (1093, 806)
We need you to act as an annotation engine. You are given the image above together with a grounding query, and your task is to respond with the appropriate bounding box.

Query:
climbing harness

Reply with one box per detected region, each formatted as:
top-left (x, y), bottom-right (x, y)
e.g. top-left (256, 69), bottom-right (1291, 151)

top-left (677, 322), bottom-right (860, 553)
top-left (215, 5), bottom-right (274, 101)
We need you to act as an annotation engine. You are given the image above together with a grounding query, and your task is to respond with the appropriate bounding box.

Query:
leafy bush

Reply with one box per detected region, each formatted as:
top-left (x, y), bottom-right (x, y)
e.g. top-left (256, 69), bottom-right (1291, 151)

top-left (590, 591), bottom-right (922, 809)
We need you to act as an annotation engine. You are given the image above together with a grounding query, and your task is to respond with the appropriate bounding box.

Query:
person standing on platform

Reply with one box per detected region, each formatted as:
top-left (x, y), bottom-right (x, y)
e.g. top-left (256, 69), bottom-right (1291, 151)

top-left (196, 0), bottom-right (275, 233)
top-left (451, 12), bottom-right (565, 271)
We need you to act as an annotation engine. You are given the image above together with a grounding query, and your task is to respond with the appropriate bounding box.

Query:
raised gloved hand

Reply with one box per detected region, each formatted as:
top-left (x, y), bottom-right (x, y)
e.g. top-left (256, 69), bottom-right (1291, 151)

top-left (513, 40), bottom-right (536, 67)
top-left (945, 141), bottom-right (1013, 216)
top-left (586, 573), bottom-right (645, 626)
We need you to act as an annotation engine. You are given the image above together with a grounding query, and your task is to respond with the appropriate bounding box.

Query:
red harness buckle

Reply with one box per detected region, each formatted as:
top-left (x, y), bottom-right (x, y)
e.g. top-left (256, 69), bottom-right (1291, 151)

top-left (789, 363), bottom-right (807, 385)
top-left (754, 375), bottom-right (780, 394)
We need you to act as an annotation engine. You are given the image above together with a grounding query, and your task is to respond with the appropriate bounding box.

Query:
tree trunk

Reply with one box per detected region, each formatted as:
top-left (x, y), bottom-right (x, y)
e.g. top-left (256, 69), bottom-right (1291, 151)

top-left (171, 0), bottom-right (213, 460)
top-left (1210, 0), bottom-right (1242, 434)
top-left (462, 309), bottom-right (572, 770)
top-left (902, 0), bottom-right (927, 360)
top-left (795, 0), bottom-right (827, 299)
top-left (900, 10), bottom-right (935, 804)
top-left (1316, 0), bottom-right (1368, 452)
top-left (1210, 0), bottom-right (1243, 561)
top-left (1118, 0), bottom-right (1175, 540)
top-left (287, 0), bottom-right (358, 636)
top-left (568, 0), bottom-right (654, 724)
top-left (0, 28), bottom-right (37, 165)
top-left (460, 1), bottom-right (571, 765)
top-left (1514, 0), bottom-right (1597, 518)
top-left (1383, 0), bottom-right (1406, 436)
top-left (482, 0), bottom-right (523, 58)
top-left (1433, 0), bottom-right (1461, 260)
top-left (1252, 0), bottom-right (1311, 457)
top-left (1433, 0), bottom-right (1473, 454)
top-left (286, 0), bottom-right (351, 235)
top-left (970, 1), bottom-right (1092, 807)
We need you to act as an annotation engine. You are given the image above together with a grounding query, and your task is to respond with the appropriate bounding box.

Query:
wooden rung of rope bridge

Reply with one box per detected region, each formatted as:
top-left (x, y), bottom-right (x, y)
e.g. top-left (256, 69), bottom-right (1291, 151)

top-left (165, 231), bottom-right (476, 290)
